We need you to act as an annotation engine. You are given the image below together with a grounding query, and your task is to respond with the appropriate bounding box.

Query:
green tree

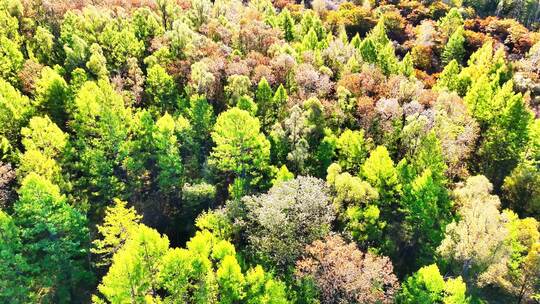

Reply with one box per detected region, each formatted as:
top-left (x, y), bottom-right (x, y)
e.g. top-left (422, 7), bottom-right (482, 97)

top-left (86, 44), bottom-right (108, 79)
top-left (400, 52), bottom-right (415, 77)
top-left (478, 83), bottom-right (533, 189)
top-left (441, 27), bottom-right (466, 65)
top-left (362, 146), bottom-right (401, 203)
top-left (335, 129), bottom-right (371, 173)
top-left (68, 80), bottom-right (132, 211)
top-left (397, 264), bottom-right (470, 304)
top-left (28, 26), bottom-right (54, 65)
top-left (279, 8), bottom-right (295, 42)
top-left (272, 84), bottom-right (288, 121)
top-left (0, 210), bottom-right (30, 303)
top-left (438, 8), bottom-right (464, 40)
top-left (326, 163), bottom-right (381, 246)
top-left (13, 173), bottom-right (91, 303)
top-left (401, 169), bottom-right (451, 270)
top-left (0, 78), bottom-right (34, 143)
top-left (96, 225), bottom-right (169, 303)
top-left (34, 67), bottom-right (70, 125)
top-left (255, 77), bottom-right (274, 132)
top-left (209, 108), bottom-right (271, 194)
top-left (0, 36), bottom-right (23, 84)
top-left (18, 116), bottom-right (68, 184)
top-left (187, 94), bottom-right (215, 172)
top-left (145, 64), bottom-right (178, 113)
top-left (98, 22), bottom-right (144, 71)
top-left (152, 113), bottom-right (183, 193)
top-left (91, 199), bottom-right (142, 267)
top-left (123, 110), bottom-right (184, 197)
top-left (434, 60), bottom-right (463, 93)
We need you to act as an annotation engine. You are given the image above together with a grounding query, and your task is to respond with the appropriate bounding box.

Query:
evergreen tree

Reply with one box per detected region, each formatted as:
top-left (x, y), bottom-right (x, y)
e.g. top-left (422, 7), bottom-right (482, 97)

top-left (209, 108), bottom-right (271, 195)
top-left (442, 27), bottom-right (466, 66)
top-left (255, 77), bottom-right (274, 132)
top-left (279, 9), bottom-right (295, 42)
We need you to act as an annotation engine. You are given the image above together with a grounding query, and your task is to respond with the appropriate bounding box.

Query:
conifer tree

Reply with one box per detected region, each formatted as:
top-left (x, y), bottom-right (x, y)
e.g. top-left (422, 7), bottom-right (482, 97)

top-left (279, 9), bottom-right (295, 42)
top-left (442, 27), bottom-right (466, 65)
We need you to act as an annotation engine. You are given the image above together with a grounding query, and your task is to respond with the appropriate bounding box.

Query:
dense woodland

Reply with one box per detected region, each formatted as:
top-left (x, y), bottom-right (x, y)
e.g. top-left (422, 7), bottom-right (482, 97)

top-left (0, 0), bottom-right (539, 303)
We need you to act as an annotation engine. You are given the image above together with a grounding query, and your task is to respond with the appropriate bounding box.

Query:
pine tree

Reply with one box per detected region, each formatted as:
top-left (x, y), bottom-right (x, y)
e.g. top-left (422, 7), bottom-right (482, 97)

top-left (350, 33), bottom-right (362, 49)
top-left (279, 9), bottom-right (295, 42)
top-left (400, 52), bottom-right (415, 78)
top-left (359, 38), bottom-right (377, 63)
top-left (272, 84), bottom-right (288, 122)
top-left (434, 59), bottom-right (462, 93)
top-left (441, 27), bottom-right (466, 65)
top-left (255, 77), bottom-right (274, 131)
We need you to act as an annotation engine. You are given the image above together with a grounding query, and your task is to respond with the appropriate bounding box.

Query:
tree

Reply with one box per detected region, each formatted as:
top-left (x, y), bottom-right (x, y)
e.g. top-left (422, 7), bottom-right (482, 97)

top-left (362, 146), bottom-right (401, 204)
top-left (0, 210), bottom-right (30, 303)
top-left (435, 60), bottom-right (463, 94)
top-left (477, 211), bottom-right (539, 303)
top-left (18, 116), bottom-right (67, 184)
top-left (159, 228), bottom-right (289, 304)
top-left (502, 118), bottom-right (540, 218)
top-left (326, 163), bottom-right (381, 246)
top-left (34, 67), bottom-right (70, 125)
top-left (336, 129), bottom-right (371, 173)
top-left (441, 27), bottom-right (466, 65)
top-left (295, 234), bottom-right (399, 304)
top-left (0, 78), bottom-right (33, 143)
top-left (152, 113), bottom-right (183, 193)
top-left (225, 74), bottom-right (252, 106)
top-left (478, 82), bottom-right (533, 189)
top-left (0, 36), bottom-right (24, 84)
top-left (438, 8), bottom-right (464, 40)
top-left (279, 8), bottom-right (295, 42)
top-left (96, 225), bottom-right (169, 303)
top-left (432, 92), bottom-right (479, 179)
top-left (0, 162), bottom-right (15, 207)
top-left (187, 94), bottom-right (215, 171)
top-left (401, 169), bottom-right (451, 270)
top-left (400, 52), bottom-right (415, 78)
top-left (209, 108), bottom-right (271, 194)
top-left (437, 175), bottom-right (509, 284)
top-left (255, 77), bottom-right (275, 132)
top-left (272, 84), bottom-right (288, 121)
top-left (502, 161), bottom-right (540, 219)
top-left (145, 64), bottom-right (178, 113)
top-left (86, 44), bottom-right (108, 79)
top-left (68, 80), bottom-right (132, 210)
top-left (13, 173), bottom-right (91, 303)
top-left (91, 199), bottom-right (142, 267)
top-left (97, 22), bottom-right (144, 71)
top-left (397, 264), bottom-right (470, 304)
top-left (232, 176), bottom-right (334, 271)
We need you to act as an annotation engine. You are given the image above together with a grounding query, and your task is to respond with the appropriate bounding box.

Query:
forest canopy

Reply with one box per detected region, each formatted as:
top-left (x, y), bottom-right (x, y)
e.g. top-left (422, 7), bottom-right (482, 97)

top-left (0, 0), bottom-right (539, 303)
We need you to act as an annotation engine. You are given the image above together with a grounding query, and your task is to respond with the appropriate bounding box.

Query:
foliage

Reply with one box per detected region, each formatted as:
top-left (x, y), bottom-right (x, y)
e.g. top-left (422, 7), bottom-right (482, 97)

top-left (295, 234), bottom-right (399, 304)
top-left (232, 176), bottom-right (334, 271)
top-left (0, 0), bottom-right (538, 302)
top-left (210, 107), bottom-right (271, 195)
top-left (397, 264), bottom-right (470, 304)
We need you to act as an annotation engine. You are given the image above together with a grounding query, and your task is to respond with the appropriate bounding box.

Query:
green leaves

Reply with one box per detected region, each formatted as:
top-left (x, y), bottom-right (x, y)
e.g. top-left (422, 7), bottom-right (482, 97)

top-left (12, 173), bottom-right (91, 303)
top-left (442, 27), bottom-right (466, 66)
top-left (397, 264), bottom-right (470, 304)
top-left (95, 214), bottom-right (289, 304)
top-left (210, 107), bottom-right (271, 193)
top-left (97, 225), bottom-right (169, 303)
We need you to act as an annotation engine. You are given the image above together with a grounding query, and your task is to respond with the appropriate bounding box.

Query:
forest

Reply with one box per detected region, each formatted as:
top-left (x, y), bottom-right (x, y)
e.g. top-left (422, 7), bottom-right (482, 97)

top-left (0, 0), bottom-right (539, 302)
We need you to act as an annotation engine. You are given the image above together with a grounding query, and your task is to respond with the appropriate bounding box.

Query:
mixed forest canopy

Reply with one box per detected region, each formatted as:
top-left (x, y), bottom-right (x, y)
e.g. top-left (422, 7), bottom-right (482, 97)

top-left (0, 0), bottom-right (539, 303)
